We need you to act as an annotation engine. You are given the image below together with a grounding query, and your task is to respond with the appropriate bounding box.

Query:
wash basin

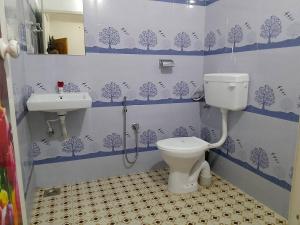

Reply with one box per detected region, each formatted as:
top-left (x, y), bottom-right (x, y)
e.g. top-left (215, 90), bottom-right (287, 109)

top-left (27, 92), bottom-right (92, 114)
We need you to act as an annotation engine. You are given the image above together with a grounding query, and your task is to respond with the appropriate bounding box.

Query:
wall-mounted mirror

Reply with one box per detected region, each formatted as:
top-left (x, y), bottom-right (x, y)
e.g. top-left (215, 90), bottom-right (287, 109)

top-left (25, 0), bottom-right (85, 55)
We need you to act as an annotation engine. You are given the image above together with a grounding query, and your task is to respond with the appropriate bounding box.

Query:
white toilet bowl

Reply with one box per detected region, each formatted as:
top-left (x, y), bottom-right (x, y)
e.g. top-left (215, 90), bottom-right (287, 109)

top-left (157, 137), bottom-right (212, 193)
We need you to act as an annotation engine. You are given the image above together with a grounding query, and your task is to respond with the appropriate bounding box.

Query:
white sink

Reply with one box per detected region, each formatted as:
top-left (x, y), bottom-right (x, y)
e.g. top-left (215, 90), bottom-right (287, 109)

top-left (27, 92), bottom-right (92, 114)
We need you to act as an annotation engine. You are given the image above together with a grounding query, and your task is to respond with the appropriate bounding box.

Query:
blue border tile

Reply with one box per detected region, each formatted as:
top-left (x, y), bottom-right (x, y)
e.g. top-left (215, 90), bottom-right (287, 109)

top-left (18, 99), bottom-right (195, 126)
top-left (33, 146), bottom-right (158, 165)
top-left (211, 149), bottom-right (291, 191)
top-left (244, 105), bottom-right (299, 123)
top-left (18, 101), bottom-right (299, 126)
top-left (33, 145), bottom-right (291, 191)
top-left (87, 37), bottom-right (300, 57)
top-left (92, 98), bottom-right (194, 107)
top-left (152, 0), bottom-right (219, 6)
top-left (204, 37), bottom-right (300, 56)
top-left (86, 47), bottom-right (204, 56)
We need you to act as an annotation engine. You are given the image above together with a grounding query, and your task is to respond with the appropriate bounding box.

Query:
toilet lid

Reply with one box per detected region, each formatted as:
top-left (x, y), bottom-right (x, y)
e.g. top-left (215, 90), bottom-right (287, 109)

top-left (157, 137), bottom-right (209, 152)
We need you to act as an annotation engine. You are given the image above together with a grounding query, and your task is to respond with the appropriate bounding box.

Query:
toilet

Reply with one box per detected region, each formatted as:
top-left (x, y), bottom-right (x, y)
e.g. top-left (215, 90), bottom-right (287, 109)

top-left (157, 73), bottom-right (249, 193)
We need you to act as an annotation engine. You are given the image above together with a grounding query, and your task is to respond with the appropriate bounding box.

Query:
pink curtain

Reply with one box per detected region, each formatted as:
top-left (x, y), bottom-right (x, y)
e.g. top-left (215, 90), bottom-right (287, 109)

top-left (0, 27), bottom-right (22, 225)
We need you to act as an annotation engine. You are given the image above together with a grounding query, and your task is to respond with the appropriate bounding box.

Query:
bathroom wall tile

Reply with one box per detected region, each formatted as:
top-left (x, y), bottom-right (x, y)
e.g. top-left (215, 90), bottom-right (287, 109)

top-left (204, 0), bottom-right (300, 55)
top-left (8, 0), bottom-right (300, 219)
top-left (203, 0), bottom-right (300, 217)
top-left (24, 54), bottom-right (203, 100)
top-left (29, 102), bottom-right (201, 164)
top-left (84, 0), bottom-right (205, 55)
top-left (34, 151), bottom-right (164, 187)
top-left (201, 106), bottom-right (297, 186)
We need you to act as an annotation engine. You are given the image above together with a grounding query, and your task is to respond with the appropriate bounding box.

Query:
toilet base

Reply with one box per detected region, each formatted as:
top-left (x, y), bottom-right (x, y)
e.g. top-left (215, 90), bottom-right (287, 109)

top-left (166, 159), bottom-right (212, 193)
top-left (167, 169), bottom-right (199, 193)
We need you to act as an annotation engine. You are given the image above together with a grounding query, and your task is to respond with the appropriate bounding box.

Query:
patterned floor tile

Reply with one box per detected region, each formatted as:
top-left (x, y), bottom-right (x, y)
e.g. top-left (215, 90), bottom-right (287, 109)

top-left (31, 169), bottom-right (287, 225)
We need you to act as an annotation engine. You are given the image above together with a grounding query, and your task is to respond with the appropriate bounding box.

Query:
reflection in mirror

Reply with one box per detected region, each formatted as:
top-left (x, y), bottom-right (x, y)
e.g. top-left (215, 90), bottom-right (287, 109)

top-left (25, 0), bottom-right (85, 55)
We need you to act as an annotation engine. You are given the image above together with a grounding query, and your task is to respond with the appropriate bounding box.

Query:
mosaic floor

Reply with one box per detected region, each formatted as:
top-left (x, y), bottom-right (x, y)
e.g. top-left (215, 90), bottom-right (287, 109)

top-left (31, 168), bottom-right (287, 225)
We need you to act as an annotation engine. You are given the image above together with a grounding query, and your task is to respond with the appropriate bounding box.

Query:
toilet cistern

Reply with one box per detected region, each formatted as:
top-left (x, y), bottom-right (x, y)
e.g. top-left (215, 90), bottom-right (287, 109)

top-left (157, 73), bottom-right (249, 193)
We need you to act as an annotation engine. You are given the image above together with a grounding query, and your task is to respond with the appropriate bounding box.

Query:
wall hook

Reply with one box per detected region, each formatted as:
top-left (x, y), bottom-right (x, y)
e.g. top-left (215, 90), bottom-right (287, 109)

top-left (0, 38), bottom-right (20, 60)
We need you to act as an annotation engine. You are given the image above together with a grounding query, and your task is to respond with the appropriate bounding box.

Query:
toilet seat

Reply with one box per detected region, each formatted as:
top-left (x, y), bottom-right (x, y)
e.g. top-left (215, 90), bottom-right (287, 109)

top-left (157, 137), bottom-right (209, 158)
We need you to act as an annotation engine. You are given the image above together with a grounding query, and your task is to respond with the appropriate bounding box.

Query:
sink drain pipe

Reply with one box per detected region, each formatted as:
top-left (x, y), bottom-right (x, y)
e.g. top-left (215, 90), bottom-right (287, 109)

top-left (59, 114), bottom-right (68, 139)
top-left (46, 113), bottom-right (68, 139)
